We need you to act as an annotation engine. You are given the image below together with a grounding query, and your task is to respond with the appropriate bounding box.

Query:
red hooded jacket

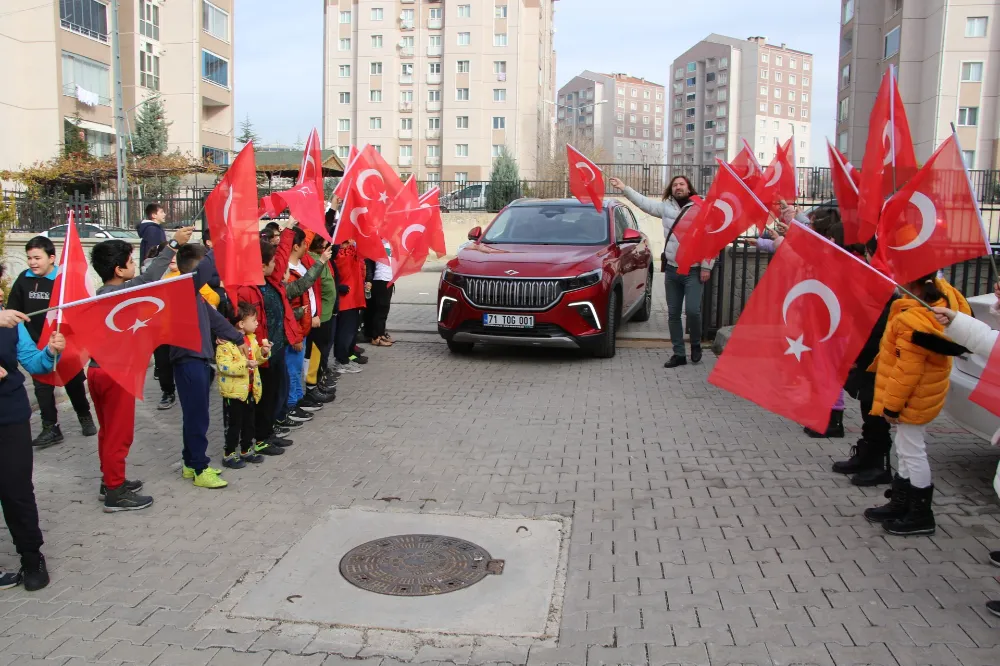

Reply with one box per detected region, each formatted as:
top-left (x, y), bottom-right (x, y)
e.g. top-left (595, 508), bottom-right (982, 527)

top-left (267, 228), bottom-right (304, 346)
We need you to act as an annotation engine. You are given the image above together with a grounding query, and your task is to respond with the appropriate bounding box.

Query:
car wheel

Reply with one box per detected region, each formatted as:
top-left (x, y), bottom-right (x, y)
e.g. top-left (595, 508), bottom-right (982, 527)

top-left (632, 269), bottom-right (654, 323)
top-left (447, 339), bottom-right (474, 354)
top-left (595, 290), bottom-right (618, 359)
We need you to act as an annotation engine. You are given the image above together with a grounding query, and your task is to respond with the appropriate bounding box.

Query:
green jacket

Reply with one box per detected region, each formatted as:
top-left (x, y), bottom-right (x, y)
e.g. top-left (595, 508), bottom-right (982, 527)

top-left (308, 251), bottom-right (337, 323)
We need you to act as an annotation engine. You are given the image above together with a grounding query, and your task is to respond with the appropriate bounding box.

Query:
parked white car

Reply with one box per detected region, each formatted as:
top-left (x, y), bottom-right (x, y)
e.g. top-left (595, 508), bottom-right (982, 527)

top-left (40, 223), bottom-right (139, 240)
top-left (944, 293), bottom-right (1000, 441)
top-left (439, 183), bottom-right (490, 213)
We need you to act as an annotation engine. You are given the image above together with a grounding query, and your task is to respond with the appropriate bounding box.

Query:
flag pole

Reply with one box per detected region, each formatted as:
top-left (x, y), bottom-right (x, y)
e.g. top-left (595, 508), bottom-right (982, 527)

top-left (52, 210), bottom-right (75, 372)
top-left (950, 122), bottom-right (999, 283)
top-left (889, 65), bottom-right (899, 194)
top-left (23, 273), bottom-right (196, 319)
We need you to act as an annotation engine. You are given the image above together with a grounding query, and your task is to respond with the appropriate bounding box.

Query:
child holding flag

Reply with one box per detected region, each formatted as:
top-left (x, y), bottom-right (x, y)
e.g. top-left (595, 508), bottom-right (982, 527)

top-left (217, 302), bottom-right (271, 469)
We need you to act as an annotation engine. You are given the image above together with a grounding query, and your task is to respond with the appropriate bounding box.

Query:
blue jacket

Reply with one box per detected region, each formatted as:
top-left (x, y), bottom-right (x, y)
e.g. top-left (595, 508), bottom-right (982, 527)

top-left (0, 321), bottom-right (57, 426)
top-left (137, 221), bottom-right (167, 269)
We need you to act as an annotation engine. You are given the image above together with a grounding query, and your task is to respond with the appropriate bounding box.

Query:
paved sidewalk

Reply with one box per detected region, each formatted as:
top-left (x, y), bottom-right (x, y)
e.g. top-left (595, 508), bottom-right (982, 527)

top-left (2, 340), bottom-right (999, 665)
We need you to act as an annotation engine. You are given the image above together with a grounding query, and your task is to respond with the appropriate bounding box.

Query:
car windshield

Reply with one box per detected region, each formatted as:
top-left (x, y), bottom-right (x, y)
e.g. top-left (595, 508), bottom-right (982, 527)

top-left (481, 205), bottom-right (608, 245)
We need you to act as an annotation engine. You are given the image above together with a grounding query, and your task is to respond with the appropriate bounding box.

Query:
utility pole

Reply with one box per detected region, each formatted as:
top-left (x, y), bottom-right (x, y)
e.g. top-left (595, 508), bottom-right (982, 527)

top-left (110, 0), bottom-right (129, 227)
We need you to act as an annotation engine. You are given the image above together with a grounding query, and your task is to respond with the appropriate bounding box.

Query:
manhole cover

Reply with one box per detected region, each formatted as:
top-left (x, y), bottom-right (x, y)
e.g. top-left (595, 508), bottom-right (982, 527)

top-left (339, 534), bottom-right (503, 596)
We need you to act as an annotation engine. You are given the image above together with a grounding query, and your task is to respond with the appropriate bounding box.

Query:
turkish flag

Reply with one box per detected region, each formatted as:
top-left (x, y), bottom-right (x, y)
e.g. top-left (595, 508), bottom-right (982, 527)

top-left (834, 144), bottom-right (860, 187)
top-left (333, 145), bottom-right (362, 200)
top-left (205, 143), bottom-right (263, 289)
top-left (675, 160), bottom-right (770, 273)
top-left (827, 140), bottom-right (863, 245)
top-left (383, 180), bottom-right (445, 281)
top-left (258, 195), bottom-right (279, 219)
top-left (335, 183), bottom-right (389, 263)
top-left (709, 223), bottom-right (897, 432)
top-left (971, 342), bottom-right (1000, 418)
top-left (297, 128), bottom-right (325, 196)
top-left (873, 134), bottom-right (989, 285)
top-left (753, 138), bottom-right (797, 212)
top-left (730, 138), bottom-right (763, 191)
top-left (59, 275), bottom-right (202, 399)
top-left (34, 211), bottom-right (93, 386)
top-left (271, 182), bottom-right (331, 242)
top-left (567, 144), bottom-right (604, 212)
top-left (857, 67), bottom-right (919, 243)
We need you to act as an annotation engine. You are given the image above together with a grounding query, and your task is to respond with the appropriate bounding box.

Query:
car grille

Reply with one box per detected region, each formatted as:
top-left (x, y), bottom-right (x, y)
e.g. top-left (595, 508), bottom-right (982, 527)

top-left (463, 277), bottom-right (562, 310)
top-left (457, 321), bottom-right (569, 338)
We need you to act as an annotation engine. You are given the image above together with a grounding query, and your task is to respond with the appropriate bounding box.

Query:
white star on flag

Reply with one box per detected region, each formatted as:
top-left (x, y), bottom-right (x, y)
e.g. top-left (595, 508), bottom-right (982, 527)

top-left (128, 318), bottom-right (150, 334)
top-left (784, 334), bottom-right (812, 361)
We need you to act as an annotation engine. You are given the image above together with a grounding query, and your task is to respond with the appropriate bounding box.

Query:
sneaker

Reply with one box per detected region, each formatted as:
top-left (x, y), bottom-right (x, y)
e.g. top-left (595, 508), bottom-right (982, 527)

top-left (98, 478), bottom-right (143, 501)
top-left (287, 407), bottom-right (314, 422)
top-left (0, 570), bottom-right (22, 590)
top-left (268, 435), bottom-right (294, 448)
top-left (353, 345), bottom-right (367, 355)
top-left (275, 418), bottom-right (303, 431)
top-left (986, 600), bottom-right (1000, 618)
top-left (157, 392), bottom-right (176, 410)
top-left (103, 486), bottom-right (154, 513)
top-left (182, 465), bottom-right (223, 479)
top-left (254, 441), bottom-right (284, 456)
top-left (193, 468), bottom-right (228, 489)
top-left (297, 397), bottom-right (323, 412)
top-left (222, 453), bottom-right (247, 469)
top-left (350, 354), bottom-right (369, 365)
top-left (663, 355), bottom-right (687, 369)
top-left (78, 412), bottom-right (97, 437)
top-left (989, 551), bottom-right (1000, 567)
top-left (273, 425), bottom-right (293, 438)
top-left (32, 423), bottom-right (64, 449)
top-left (334, 361), bottom-right (349, 374)
top-left (307, 388), bottom-right (336, 404)
top-left (240, 450), bottom-right (265, 463)
top-left (19, 553), bottom-right (48, 592)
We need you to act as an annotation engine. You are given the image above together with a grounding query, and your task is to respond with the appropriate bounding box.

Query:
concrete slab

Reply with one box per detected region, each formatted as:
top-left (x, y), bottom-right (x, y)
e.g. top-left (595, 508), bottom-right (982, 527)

top-left (231, 509), bottom-right (566, 638)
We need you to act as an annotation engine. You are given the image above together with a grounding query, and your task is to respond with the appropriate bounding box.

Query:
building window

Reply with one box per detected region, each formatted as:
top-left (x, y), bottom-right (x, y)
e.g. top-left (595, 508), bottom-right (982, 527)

top-left (630, 101), bottom-right (637, 111)
top-left (630, 128), bottom-right (636, 136)
top-left (370, 90), bottom-right (382, 102)
top-left (704, 136), bottom-right (713, 147)
top-left (492, 116), bottom-right (505, 130)
top-left (684, 108), bottom-right (695, 118)
top-left (339, 65), bottom-right (350, 77)
top-left (458, 32), bottom-right (470, 46)
top-left (371, 61), bottom-right (383, 75)
top-left (336, 146), bottom-right (349, 159)
top-left (789, 91), bottom-right (796, 101)
top-left (961, 62), bottom-right (984, 82)
top-left (958, 107), bottom-right (979, 126)
top-left (339, 92), bottom-right (350, 104)
top-left (802, 93), bottom-right (810, 102)
top-left (493, 88), bottom-right (506, 102)
top-left (761, 53), bottom-right (769, 64)
top-left (657, 92), bottom-right (663, 100)
top-left (339, 38), bottom-right (351, 51)
top-left (803, 61), bottom-right (810, 71)
top-left (201, 49), bottom-right (228, 87)
top-left (202, 1), bottom-right (231, 42)
top-left (685, 123), bottom-right (695, 132)
top-left (456, 116), bottom-right (469, 129)
top-left (962, 151), bottom-right (975, 168)
top-left (428, 117), bottom-right (441, 130)
top-left (430, 7), bottom-right (443, 20)
top-left (59, 0), bottom-right (109, 42)
top-left (617, 113), bottom-right (624, 121)
top-left (455, 172), bottom-right (468, 183)
top-left (494, 33), bottom-right (508, 46)
top-left (429, 62), bottom-right (442, 75)
top-left (400, 145), bottom-right (413, 158)
top-left (400, 90), bottom-right (414, 103)
top-left (774, 71), bottom-right (783, 83)
top-left (630, 114), bottom-right (637, 123)
top-left (760, 102), bottom-right (767, 112)
top-left (617, 126), bottom-right (624, 135)
top-left (370, 117), bottom-right (382, 130)
top-left (842, 0), bottom-right (855, 22)
top-left (774, 88), bottom-right (782, 99)
top-left (136, 43), bottom-right (159, 90)
top-left (62, 51), bottom-right (110, 103)
top-left (686, 92), bottom-right (696, 102)
top-left (139, 0), bottom-right (160, 40)
top-left (773, 104), bottom-right (781, 114)
top-left (427, 145), bottom-right (440, 158)
top-left (773, 121), bottom-right (780, 130)
top-left (428, 89), bottom-right (441, 101)
top-left (643, 116), bottom-right (650, 124)
top-left (371, 35), bottom-right (383, 48)
top-left (776, 56), bottom-right (783, 67)
top-left (202, 146), bottom-right (229, 165)
top-left (643, 129), bottom-right (650, 137)
top-left (761, 69), bottom-right (768, 79)
top-left (803, 77), bottom-right (810, 86)
top-left (456, 144), bottom-right (469, 157)
top-left (686, 77), bottom-right (696, 87)
top-left (338, 119), bottom-right (350, 131)
top-left (371, 7), bottom-right (383, 20)
top-left (760, 86), bottom-right (768, 95)
top-left (801, 108), bottom-right (808, 118)
top-left (339, 11), bottom-right (351, 23)
top-left (686, 62), bottom-right (697, 72)
top-left (788, 106), bottom-right (796, 116)
top-left (401, 118), bottom-right (413, 130)
top-left (494, 60), bottom-right (507, 76)
top-left (458, 4), bottom-right (471, 18)
top-left (457, 88), bottom-right (470, 100)
top-left (884, 27), bottom-right (900, 58)
top-left (457, 60), bottom-right (470, 73)
top-left (967, 17), bottom-right (988, 37)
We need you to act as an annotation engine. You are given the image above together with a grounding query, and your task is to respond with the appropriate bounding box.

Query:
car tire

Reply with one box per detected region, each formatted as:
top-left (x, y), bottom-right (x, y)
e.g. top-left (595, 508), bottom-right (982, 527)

top-left (447, 339), bottom-right (475, 354)
top-left (632, 269), bottom-right (654, 323)
top-left (595, 290), bottom-right (618, 359)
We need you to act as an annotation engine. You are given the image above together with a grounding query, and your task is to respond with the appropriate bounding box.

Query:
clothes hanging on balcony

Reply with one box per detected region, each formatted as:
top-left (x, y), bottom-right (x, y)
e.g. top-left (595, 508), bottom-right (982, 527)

top-left (75, 85), bottom-right (99, 107)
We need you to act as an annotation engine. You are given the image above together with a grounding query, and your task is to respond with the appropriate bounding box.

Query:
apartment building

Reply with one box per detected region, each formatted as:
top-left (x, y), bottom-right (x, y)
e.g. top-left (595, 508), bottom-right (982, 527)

top-left (837, 0), bottom-right (999, 169)
top-left (668, 34), bottom-right (814, 167)
top-left (556, 71), bottom-right (666, 163)
top-left (322, 0), bottom-right (557, 182)
top-left (0, 0), bottom-right (235, 173)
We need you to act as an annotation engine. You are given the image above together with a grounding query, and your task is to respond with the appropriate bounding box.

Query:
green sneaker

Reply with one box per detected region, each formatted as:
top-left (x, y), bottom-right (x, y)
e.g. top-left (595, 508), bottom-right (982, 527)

top-left (193, 467), bottom-right (228, 489)
top-left (182, 465), bottom-right (223, 479)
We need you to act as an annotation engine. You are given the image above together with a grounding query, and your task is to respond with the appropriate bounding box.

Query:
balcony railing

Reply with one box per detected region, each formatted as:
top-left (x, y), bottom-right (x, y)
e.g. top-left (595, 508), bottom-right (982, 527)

top-left (399, 129), bottom-right (413, 139)
top-left (60, 18), bottom-right (109, 43)
top-left (428, 18), bottom-right (443, 29)
top-left (427, 45), bottom-right (443, 57)
top-left (399, 46), bottom-right (414, 57)
top-left (425, 156), bottom-right (441, 166)
top-left (427, 100), bottom-right (442, 111)
top-left (400, 19), bottom-right (414, 30)
top-left (399, 74), bottom-right (413, 84)
top-left (399, 101), bottom-right (413, 112)
top-left (426, 128), bottom-right (441, 140)
top-left (398, 155), bottom-right (413, 166)
top-left (427, 73), bottom-right (442, 85)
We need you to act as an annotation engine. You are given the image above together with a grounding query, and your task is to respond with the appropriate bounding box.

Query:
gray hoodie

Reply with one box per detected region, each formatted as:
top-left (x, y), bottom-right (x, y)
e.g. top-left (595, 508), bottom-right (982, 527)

top-left (621, 187), bottom-right (715, 271)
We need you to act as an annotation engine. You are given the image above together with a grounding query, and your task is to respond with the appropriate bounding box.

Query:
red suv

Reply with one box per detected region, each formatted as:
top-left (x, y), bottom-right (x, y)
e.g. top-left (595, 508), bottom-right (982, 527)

top-left (437, 198), bottom-right (653, 358)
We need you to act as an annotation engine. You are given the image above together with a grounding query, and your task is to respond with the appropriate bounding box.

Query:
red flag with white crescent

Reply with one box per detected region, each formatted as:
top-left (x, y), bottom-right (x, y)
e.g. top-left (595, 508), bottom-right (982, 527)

top-left (567, 144), bottom-right (604, 211)
top-left (205, 143), bottom-right (263, 289)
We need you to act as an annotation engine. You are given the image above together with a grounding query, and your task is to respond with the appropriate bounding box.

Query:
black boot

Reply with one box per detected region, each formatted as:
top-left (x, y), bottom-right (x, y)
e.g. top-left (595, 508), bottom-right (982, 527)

top-left (805, 410), bottom-right (844, 438)
top-left (664, 355), bottom-right (687, 369)
top-left (850, 445), bottom-right (892, 487)
top-left (78, 412), bottom-right (97, 437)
top-left (832, 442), bottom-right (867, 474)
top-left (690, 345), bottom-right (703, 364)
top-left (884, 484), bottom-right (935, 536)
top-left (32, 423), bottom-right (64, 449)
top-left (19, 553), bottom-right (49, 592)
top-left (863, 474), bottom-right (911, 524)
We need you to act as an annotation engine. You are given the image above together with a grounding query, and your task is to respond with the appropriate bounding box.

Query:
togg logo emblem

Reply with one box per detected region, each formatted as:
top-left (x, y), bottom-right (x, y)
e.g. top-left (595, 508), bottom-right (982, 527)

top-left (504, 270), bottom-right (519, 276)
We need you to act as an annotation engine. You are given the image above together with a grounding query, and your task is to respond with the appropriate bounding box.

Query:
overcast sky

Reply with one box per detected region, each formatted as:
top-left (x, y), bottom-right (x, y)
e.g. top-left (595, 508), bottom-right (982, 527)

top-left (235, 0), bottom-right (839, 164)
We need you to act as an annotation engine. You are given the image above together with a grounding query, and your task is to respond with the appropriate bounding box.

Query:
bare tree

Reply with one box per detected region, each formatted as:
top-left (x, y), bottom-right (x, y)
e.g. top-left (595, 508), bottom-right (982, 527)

top-left (537, 125), bottom-right (606, 182)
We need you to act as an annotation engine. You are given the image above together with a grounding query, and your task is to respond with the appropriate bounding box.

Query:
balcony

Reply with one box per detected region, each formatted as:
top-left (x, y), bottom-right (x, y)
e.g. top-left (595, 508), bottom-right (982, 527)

top-left (399, 74), bottom-right (413, 84)
top-left (399, 101), bottom-right (413, 112)
top-left (427, 73), bottom-right (442, 85)
top-left (398, 155), bottom-right (413, 167)
top-left (400, 19), bottom-right (414, 30)
top-left (428, 18), bottom-right (443, 30)
top-left (496, 72), bottom-right (507, 82)
top-left (426, 128), bottom-right (441, 140)
top-left (426, 155), bottom-right (441, 167)
top-left (399, 128), bottom-right (413, 139)
top-left (427, 100), bottom-right (442, 111)
top-left (427, 45), bottom-right (443, 57)
top-left (399, 46), bottom-right (414, 57)
top-left (401, 0), bottom-right (414, 3)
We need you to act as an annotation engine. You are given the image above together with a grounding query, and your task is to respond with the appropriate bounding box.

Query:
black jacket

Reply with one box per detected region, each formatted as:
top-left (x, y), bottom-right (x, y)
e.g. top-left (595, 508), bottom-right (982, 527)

top-left (137, 220), bottom-right (167, 268)
top-left (845, 295), bottom-right (897, 397)
top-left (5, 267), bottom-right (58, 342)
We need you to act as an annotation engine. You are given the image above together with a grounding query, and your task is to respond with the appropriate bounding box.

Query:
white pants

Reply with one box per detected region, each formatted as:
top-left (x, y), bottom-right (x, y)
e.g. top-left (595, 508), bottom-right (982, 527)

top-left (895, 423), bottom-right (931, 488)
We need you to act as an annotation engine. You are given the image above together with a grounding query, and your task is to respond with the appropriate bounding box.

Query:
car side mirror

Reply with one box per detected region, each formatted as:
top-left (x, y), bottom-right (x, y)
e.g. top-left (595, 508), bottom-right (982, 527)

top-left (468, 226), bottom-right (482, 241)
top-left (620, 228), bottom-right (642, 244)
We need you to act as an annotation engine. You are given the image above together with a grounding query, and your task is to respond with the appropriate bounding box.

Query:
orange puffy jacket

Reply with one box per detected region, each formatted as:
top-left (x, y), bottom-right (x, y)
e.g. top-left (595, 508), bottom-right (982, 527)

top-left (868, 279), bottom-right (971, 425)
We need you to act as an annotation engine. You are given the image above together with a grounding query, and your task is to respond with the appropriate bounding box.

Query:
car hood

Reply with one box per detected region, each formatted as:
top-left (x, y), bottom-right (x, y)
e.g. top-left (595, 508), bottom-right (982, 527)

top-left (451, 243), bottom-right (606, 278)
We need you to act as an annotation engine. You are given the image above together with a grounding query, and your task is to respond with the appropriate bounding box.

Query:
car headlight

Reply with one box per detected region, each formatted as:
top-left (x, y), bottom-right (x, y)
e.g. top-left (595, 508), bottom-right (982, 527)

top-left (442, 270), bottom-right (466, 288)
top-left (561, 269), bottom-right (603, 292)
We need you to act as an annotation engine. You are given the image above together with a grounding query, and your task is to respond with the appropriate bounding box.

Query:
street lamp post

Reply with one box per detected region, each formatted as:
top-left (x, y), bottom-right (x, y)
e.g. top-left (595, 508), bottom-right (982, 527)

top-left (544, 99), bottom-right (608, 148)
top-left (110, 0), bottom-right (128, 227)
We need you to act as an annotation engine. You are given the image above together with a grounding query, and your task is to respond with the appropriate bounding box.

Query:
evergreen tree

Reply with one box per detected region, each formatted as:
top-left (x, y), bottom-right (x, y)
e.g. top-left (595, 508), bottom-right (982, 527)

top-left (237, 115), bottom-right (260, 147)
top-left (486, 145), bottom-right (521, 212)
top-left (131, 95), bottom-right (169, 157)
top-left (63, 115), bottom-right (90, 158)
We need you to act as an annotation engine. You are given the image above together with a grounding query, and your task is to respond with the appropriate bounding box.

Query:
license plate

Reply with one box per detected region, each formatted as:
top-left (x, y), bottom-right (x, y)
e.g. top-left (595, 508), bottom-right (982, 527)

top-left (483, 313), bottom-right (534, 328)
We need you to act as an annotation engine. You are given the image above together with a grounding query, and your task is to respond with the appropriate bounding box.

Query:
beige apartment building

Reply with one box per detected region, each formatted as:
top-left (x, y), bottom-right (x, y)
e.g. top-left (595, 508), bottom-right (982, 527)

top-left (556, 71), bottom-right (666, 163)
top-left (837, 0), bottom-right (999, 170)
top-left (322, 0), bottom-right (557, 182)
top-left (669, 34), bottom-right (815, 167)
top-left (0, 0), bottom-right (235, 173)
